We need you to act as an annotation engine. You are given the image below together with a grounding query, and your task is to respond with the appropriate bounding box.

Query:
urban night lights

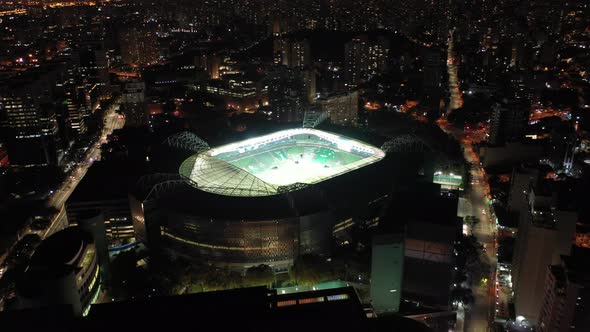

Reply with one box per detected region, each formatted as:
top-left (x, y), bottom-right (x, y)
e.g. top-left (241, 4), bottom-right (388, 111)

top-left (0, 0), bottom-right (589, 331)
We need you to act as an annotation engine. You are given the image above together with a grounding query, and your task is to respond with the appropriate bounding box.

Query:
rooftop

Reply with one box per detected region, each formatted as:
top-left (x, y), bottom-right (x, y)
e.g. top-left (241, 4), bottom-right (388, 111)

top-left (28, 227), bottom-right (93, 276)
top-left (1, 286), bottom-right (432, 331)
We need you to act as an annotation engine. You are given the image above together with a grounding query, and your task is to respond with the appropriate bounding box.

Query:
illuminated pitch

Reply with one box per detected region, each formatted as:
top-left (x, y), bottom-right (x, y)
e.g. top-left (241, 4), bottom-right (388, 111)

top-left (179, 128), bottom-right (385, 197)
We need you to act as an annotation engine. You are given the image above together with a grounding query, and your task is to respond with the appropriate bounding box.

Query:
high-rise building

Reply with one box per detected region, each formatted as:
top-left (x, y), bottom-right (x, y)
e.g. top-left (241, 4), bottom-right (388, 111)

top-left (60, 69), bottom-right (89, 138)
top-left (302, 69), bottom-right (316, 104)
top-left (76, 37), bottom-right (110, 100)
top-left (379, 185), bottom-right (460, 310)
top-left (0, 66), bottom-right (65, 167)
top-left (370, 233), bottom-right (404, 313)
top-left (423, 50), bottom-right (444, 90)
top-left (538, 248), bottom-right (590, 332)
top-left (511, 175), bottom-right (578, 324)
top-left (344, 36), bottom-right (368, 87)
top-left (121, 80), bottom-right (147, 127)
top-left (208, 55), bottom-right (221, 79)
top-left (267, 66), bottom-right (307, 123)
top-left (290, 39), bottom-right (311, 68)
top-left (273, 38), bottom-right (311, 68)
top-left (344, 35), bottom-right (389, 87)
top-left (489, 98), bottom-right (530, 146)
top-left (316, 91), bottom-right (358, 125)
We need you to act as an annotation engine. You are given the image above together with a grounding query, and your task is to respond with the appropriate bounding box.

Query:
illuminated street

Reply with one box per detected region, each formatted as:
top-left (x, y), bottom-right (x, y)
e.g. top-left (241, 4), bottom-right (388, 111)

top-left (439, 31), bottom-right (496, 330)
top-left (447, 32), bottom-right (464, 114)
top-left (1, 0), bottom-right (588, 327)
top-left (466, 160), bottom-right (497, 332)
top-left (439, 120), bottom-right (496, 332)
top-left (43, 100), bottom-right (125, 238)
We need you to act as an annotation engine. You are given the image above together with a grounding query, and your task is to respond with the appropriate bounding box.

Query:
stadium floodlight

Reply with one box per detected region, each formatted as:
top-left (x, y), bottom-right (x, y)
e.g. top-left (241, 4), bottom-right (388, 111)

top-left (179, 128), bottom-right (385, 197)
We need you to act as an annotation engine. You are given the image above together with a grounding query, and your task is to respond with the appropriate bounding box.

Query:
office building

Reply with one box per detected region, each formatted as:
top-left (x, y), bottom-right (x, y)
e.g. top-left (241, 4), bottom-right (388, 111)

top-left (75, 37), bottom-right (110, 100)
top-left (206, 76), bottom-right (261, 113)
top-left (0, 66), bottom-right (65, 167)
top-left (60, 71), bottom-right (88, 138)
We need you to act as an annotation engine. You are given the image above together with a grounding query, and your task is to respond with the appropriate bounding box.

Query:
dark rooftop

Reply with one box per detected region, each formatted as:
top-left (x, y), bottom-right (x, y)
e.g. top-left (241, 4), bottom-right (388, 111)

top-left (1, 286), bottom-right (432, 331)
top-left (25, 227), bottom-right (92, 281)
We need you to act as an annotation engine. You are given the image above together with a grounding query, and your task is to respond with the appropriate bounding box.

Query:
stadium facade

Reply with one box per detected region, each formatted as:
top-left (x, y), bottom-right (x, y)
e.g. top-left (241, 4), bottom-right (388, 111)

top-left (131, 128), bottom-right (389, 270)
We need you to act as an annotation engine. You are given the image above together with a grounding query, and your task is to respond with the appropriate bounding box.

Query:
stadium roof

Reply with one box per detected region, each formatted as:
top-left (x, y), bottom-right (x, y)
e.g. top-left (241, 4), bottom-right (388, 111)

top-left (179, 128), bottom-right (385, 197)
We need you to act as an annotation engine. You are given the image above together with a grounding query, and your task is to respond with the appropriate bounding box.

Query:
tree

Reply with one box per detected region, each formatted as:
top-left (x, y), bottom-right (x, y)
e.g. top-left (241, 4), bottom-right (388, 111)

top-left (244, 264), bottom-right (274, 287)
top-left (451, 287), bottom-right (474, 305)
top-left (198, 266), bottom-right (244, 291)
top-left (109, 251), bottom-right (149, 300)
top-left (464, 216), bottom-right (480, 231)
top-left (290, 254), bottom-right (332, 286)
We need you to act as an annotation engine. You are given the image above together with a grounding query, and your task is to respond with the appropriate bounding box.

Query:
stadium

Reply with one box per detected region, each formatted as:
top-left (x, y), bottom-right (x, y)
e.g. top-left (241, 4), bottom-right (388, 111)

top-left (179, 128), bottom-right (386, 197)
top-left (131, 127), bottom-right (395, 270)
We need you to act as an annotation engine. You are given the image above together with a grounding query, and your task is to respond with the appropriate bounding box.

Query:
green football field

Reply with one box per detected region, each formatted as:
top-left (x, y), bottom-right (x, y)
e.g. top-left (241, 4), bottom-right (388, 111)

top-left (228, 146), bottom-right (363, 186)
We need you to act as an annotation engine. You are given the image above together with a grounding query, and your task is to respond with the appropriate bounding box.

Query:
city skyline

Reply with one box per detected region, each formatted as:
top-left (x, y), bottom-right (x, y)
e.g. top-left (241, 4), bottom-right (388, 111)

top-left (0, 0), bottom-right (589, 331)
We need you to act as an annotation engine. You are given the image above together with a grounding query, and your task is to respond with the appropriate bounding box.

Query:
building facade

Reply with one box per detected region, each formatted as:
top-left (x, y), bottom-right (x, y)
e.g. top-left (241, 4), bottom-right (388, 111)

top-left (316, 91), bottom-right (358, 125)
top-left (370, 234), bottom-right (404, 313)
top-left (16, 227), bottom-right (100, 316)
top-left (489, 98), bottom-right (530, 146)
top-left (344, 35), bottom-right (389, 87)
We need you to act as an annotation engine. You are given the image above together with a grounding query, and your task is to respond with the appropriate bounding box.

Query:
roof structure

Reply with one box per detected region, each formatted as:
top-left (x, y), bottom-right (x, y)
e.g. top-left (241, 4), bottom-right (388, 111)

top-left (179, 128), bottom-right (385, 197)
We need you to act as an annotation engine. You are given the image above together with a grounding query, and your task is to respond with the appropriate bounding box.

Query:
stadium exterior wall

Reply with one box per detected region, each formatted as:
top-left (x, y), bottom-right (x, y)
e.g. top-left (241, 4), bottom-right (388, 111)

top-left (130, 191), bottom-right (336, 270)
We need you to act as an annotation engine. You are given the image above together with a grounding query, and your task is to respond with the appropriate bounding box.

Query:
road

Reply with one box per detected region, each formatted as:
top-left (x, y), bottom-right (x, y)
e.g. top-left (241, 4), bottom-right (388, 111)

top-left (438, 31), bottom-right (496, 331)
top-left (447, 31), bottom-right (464, 114)
top-left (466, 156), bottom-right (497, 332)
top-left (438, 117), bottom-right (496, 332)
top-left (42, 101), bottom-right (124, 238)
top-left (440, 121), bottom-right (497, 332)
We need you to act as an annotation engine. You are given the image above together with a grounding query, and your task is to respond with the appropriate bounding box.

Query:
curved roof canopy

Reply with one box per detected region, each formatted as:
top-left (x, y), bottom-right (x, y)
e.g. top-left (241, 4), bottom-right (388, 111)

top-left (179, 128), bottom-right (385, 197)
